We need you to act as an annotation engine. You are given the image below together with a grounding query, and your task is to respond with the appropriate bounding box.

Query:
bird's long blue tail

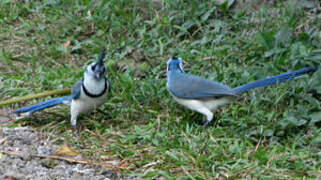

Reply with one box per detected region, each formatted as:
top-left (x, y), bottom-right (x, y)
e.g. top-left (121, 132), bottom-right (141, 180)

top-left (233, 66), bottom-right (318, 93)
top-left (13, 96), bottom-right (71, 115)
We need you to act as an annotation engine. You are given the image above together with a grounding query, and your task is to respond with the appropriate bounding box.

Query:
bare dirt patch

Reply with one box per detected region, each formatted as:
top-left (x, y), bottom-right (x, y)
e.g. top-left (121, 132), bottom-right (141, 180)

top-left (0, 109), bottom-right (132, 180)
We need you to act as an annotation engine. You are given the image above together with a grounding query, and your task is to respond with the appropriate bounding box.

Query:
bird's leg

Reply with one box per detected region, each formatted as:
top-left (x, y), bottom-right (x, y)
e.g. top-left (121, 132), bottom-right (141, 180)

top-left (202, 120), bottom-right (211, 127)
top-left (202, 111), bottom-right (214, 128)
top-left (70, 113), bottom-right (78, 133)
top-left (202, 116), bottom-right (210, 127)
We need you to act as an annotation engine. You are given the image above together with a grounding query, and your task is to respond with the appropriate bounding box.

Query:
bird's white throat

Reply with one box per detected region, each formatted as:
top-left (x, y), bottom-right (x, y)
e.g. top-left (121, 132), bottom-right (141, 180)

top-left (83, 74), bottom-right (106, 95)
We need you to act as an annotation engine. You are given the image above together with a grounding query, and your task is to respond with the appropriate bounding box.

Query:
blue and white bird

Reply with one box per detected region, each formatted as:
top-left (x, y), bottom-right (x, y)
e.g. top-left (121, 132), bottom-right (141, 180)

top-left (14, 48), bottom-right (110, 131)
top-left (167, 57), bottom-right (318, 127)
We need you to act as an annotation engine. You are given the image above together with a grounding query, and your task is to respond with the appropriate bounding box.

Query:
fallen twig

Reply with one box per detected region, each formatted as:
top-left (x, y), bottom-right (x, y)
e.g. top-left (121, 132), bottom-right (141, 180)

top-left (245, 138), bottom-right (262, 159)
top-left (200, 56), bottom-right (217, 61)
top-left (0, 88), bottom-right (70, 106)
top-left (0, 123), bottom-right (15, 126)
top-left (295, 12), bottom-right (316, 35)
top-left (266, 153), bottom-right (287, 168)
top-left (142, 160), bottom-right (160, 168)
top-left (0, 150), bottom-right (131, 169)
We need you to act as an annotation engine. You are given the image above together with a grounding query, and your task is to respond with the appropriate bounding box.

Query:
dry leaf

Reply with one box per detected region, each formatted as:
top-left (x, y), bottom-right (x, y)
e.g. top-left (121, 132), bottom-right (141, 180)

top-left (266, 153), bottom-right (287, 168)
top-left (53, 145), bottom-right (79, 157)
top-left (100, 155), bottom-right (114, 161)
top-left (1, 176), bottom-right (18, 180)
top-left (0, 137), bottom-right (7, 145)
top-left (63, 41), bottom-right (71, 48)
top-left (288, 156), bottom-right (297, 162)
top-left (142, 161), bottom-right (160, 168)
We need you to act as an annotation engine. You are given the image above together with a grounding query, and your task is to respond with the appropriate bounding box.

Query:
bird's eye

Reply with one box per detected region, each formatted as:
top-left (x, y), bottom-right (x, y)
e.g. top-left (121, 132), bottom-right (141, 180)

top-left (91, 65), bottom-right (96, 71)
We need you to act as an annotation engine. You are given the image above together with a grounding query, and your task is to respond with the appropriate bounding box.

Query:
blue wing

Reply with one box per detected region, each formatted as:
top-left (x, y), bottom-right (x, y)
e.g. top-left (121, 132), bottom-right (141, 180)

top-left (168, 73), bottom-right (238, 99)
top-left (71, 79), bottom-right (82, 99)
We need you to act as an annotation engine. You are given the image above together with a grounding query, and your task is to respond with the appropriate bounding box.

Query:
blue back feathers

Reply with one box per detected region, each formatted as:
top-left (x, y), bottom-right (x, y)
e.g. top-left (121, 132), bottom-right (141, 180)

top-left (167, 57), bottom-right (318, 99)
top-left (71, 79), bottom-right (82, 99)
top-left (167, 57), bottom-right (238, 99)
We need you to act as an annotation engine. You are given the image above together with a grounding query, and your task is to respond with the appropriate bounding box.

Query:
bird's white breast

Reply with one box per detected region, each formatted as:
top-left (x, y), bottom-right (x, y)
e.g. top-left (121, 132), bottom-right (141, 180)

top-left (71, 88), bottom-right (108, 114)
top-left (70, 75), bottom-right (108, 115)
top-left (83, 75), bottom-right (106, 95)
top-left (172, 94), bottom-right (232, 112)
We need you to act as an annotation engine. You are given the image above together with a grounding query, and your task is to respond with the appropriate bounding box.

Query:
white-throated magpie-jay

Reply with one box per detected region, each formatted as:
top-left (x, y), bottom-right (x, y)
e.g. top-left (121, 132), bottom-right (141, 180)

top-left (167, 57), bottom-right (318, 127)
top-left (14, 48), bottom-right (110, 131)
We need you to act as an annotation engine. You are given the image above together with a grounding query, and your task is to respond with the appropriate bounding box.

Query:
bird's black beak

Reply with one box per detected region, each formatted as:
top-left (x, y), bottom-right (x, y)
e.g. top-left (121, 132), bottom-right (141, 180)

top-left (97, 48), bottom-right (106, 66)
top-left (95, 70), bottom-right (102, 79)
top-left (94, 48), bottom-right (106, 79)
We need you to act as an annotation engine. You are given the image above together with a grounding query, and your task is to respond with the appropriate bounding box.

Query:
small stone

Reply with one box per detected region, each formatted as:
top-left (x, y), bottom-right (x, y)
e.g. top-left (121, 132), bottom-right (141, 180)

top-left (40, 158), bottom-right (58, 168)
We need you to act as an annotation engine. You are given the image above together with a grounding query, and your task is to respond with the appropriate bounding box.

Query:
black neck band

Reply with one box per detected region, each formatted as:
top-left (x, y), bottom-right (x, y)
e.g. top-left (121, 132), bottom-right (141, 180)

top-left (82, 78), bottom-right (108, 98)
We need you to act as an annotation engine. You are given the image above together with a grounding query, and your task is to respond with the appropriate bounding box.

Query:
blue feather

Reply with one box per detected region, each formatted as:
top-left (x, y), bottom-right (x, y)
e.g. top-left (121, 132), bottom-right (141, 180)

top-left (233, 66), bottom-right (318, 93)
top-left (167, 57), bottom-right (238, 99)
top-left (168, 73), bottom-right (238, 99)
top-left (13, 96), bottom-right (71, 114)
top-left (14, 79), bottom-right (82, 115)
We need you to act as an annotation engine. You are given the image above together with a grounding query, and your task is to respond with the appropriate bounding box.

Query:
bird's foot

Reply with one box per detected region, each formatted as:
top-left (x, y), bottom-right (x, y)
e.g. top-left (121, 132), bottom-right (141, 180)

top-left (202, 120), bottom-right (211, 128)
top-left (72, 124), bottom-right (77, 131)
top-left (72, 125), bottom-right (79, 136)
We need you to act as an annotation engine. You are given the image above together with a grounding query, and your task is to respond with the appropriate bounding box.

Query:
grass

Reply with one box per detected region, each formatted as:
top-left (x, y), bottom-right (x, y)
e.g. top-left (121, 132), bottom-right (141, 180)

top-left (1, 0), bottom-right (321, 178)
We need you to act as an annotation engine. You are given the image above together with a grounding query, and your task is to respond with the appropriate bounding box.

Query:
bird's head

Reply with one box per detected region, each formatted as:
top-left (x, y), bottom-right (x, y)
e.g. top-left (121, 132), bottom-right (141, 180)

top-left (86, 48), bottom-right (106, 80)
top-left (167, 57), bottom-right (184, 73)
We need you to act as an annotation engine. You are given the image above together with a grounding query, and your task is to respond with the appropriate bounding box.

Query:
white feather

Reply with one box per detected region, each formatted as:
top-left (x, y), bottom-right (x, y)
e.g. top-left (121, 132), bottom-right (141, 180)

top-left (83, 73), bottom-right (106, 95)
top-left (70, 73), bottom-right (108, 127)
top-left (172, 94), bottom-right (232, 121)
